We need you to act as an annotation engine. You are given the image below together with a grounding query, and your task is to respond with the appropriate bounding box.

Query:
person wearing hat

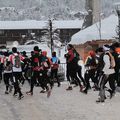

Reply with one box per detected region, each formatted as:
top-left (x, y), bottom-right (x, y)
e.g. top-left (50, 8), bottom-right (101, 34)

top-left (8, 47), bottom-right (24, 100)
top-left (82, 50), bottom-right (98, 94)
top-left (26, 46), bottom-right (42, 95)
top-left (51, 51), bottom-right (61, 87)
top-left (1, 51), bottom-right (13, 94)
top-left (113, 47), bottom-right (120, 88)
top-left (96, 45), bottom-right (115, 103)
top-left (65, 44), bottom-right (83, 92)
top-left (39, 50), bottom-right (52, 97)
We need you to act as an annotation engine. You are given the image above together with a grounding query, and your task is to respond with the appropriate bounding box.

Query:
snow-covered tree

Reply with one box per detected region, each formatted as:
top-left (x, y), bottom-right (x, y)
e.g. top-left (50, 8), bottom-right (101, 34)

top-left (0, 0), bottom-right (120, 20)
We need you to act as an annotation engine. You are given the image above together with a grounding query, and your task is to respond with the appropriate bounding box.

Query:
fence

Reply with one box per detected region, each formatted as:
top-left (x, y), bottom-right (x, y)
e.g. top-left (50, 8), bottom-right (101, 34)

top-left (58, 62), bottom-right (85, 81)
top-left (58, 63), bottom-right (66, 81)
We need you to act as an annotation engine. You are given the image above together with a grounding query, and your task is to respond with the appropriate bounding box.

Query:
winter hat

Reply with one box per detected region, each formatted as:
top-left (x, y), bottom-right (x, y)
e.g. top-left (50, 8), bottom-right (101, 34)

top-left (34, 46), bottom-right (39, 51)
top-left (12, 47), bottom-right (17, 53)
top-left (67, 44), bottom-right (74, 50)
top-left (112, 42), bottom-right (120, 48)
top-left (52, 51), bottom-right (56, 57)
top-left (4, 52), bottom-right (9, 57)
top-left (22, 51), bottom-right (26, 55)
top-left (31, 51), bottom-right (34, 56)
top-left (89, 50), bottom-right (95, 57)
top-left (115, 48), bottom-right (120, 53)
top-left (42, 51), bottom-right (47, 56)
top-left (103, 45), bottom-right (110, 51)
top-left (110, 42), bottom-right (120, 51)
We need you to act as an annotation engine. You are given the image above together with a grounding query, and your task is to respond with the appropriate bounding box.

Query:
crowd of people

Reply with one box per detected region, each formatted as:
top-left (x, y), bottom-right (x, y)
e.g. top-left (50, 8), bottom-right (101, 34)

top-left (0, 46), bottom-right (60, 99)
top-left (0, 42), bottom-right (120, 103)
top-left (64, 42), bottom-right (120, 103)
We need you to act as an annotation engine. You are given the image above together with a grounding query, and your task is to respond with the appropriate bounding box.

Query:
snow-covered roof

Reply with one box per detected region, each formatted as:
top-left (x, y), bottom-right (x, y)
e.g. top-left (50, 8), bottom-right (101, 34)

top-left (53, 20), bottom-right (83, 29)
top-left (0, 20), bottom-right (47, 30)
top-left (70, 14), bottom-right (118, 44)
top-left (0, 20), bottom-right (83, 30)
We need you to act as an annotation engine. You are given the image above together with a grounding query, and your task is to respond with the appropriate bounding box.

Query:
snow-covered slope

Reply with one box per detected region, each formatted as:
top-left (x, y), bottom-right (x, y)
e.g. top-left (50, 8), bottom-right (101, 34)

top-left (70, 14), bottom-right (118, 44)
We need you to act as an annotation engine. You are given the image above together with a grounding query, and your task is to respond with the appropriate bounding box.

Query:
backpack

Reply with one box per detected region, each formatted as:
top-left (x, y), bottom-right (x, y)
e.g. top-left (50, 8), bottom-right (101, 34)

top-left (4, 57), bottom-right (12, 71)
top-left (85, 56), bottom-right (97, 66)
top-left (33, 57), bottom-right (40, 66)
top-left (51, 57), bottom-right (60, 69)
top-left (107, 52), bottom-right (115, 69)
top-left (97, 52), bottom-right (115, 71)
top-left (42, 57), bottom-right (51, 70)
top-left (73, 49), bottom-right (81, 62)
top-left (13, 54), bottom-right (21, 68)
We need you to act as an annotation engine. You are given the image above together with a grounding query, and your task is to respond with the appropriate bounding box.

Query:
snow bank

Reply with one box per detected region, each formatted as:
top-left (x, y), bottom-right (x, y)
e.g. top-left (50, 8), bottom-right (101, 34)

top-left (8, 43), bottom-right (66, 62)
top-left (70, 14), bottom-right (118, 44)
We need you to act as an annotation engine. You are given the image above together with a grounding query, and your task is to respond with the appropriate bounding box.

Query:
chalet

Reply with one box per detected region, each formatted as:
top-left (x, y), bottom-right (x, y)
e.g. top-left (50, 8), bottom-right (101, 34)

top-left (73, 40), bottom-right (114, 61)
top-left (70, 14), bottom-right (118, 61)
top-left (0, 20), bottom-right (83, 47)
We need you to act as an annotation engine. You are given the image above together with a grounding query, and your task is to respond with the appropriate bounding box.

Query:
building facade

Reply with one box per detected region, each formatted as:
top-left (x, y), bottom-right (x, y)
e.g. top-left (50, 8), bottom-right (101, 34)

top-left (0, 20), bottom-right (82, 47)
top-left (74, 39), bottom-right (113, 61)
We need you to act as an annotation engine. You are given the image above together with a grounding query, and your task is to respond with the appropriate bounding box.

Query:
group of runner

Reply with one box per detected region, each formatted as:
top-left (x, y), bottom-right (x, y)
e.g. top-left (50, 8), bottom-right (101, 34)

top-left (0, 42), bottom-right (120, 103)
top-left (65, 42), bottom-right (120, 103)
top-left (0, 46), bottom-right (60, 99)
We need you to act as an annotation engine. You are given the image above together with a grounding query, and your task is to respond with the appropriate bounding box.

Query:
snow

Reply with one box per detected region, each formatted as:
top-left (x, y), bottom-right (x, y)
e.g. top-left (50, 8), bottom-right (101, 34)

top-left (7, 43), bottom-right (66, 63)
top-left (0, 20), bottom-right (83, 30)
top-left (1, 81), bottom-right (120, 120)
top-left (114, 2), bottom-right (120, 6)
top-left (10, 43), bottom-right (51, 56)
top-left (70, 14), bottom-right (118, 44)
top-left (24, 40), bottom-right (41, 45)
top-left (0, 20), bottom-right (47, 30)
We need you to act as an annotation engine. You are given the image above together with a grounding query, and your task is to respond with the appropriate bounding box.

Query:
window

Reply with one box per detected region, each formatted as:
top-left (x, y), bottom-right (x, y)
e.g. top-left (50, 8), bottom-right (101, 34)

top-left (0, 30), bottom-right (4, 35)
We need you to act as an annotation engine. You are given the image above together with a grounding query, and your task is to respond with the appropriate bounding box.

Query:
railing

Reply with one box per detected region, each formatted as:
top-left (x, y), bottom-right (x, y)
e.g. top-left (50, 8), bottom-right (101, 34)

top-left (58, 63), bottom-right (66, 81)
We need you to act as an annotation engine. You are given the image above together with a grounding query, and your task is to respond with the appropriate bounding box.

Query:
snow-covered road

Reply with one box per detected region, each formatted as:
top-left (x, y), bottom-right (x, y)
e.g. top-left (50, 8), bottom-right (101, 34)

top-left (0, 82), bottom-right (120, 120)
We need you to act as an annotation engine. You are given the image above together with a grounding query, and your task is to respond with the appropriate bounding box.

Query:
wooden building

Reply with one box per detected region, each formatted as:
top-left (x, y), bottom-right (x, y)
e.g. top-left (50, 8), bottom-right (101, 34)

top-left (74, 39), bottom-right (114, 61)
top-left (0, 20), bottom-right (83, 47)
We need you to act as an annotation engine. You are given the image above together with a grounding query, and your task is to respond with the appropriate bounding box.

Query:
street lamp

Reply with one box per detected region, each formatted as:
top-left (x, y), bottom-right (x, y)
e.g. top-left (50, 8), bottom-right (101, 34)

top-left (21, 35), bottom-right (26, 39)
top-left (115, 2), bottom-right (120, 42)
top-left (31, 32), bottom-right (35, 39)
top-left (21, 34), bottom-right (26, 45)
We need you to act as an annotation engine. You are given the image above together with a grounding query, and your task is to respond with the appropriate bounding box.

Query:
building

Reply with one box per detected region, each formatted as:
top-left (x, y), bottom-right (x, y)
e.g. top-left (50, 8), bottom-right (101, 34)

top-left (0, 20), bottom-right (83, 47)
top-left (74, 40), bottom-right (114, 61)
top-left (70, 14), bottom-right (117, 61)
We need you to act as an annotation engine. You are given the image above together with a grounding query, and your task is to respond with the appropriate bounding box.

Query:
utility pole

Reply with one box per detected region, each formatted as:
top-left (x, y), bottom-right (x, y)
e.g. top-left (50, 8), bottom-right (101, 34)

top-left (49, 19), bottom-right (53, 54)
top-left (116, 9), bottom-right (120, 42)
top-left (83, 0), bottom-right (101, 28)
top-left (115, 3), bottom-right (120, 42)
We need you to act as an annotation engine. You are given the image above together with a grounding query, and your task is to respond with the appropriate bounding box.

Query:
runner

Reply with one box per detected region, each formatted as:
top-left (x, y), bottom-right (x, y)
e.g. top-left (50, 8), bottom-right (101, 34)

top-left (9, 47), bottom-right (24, 100)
